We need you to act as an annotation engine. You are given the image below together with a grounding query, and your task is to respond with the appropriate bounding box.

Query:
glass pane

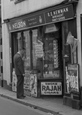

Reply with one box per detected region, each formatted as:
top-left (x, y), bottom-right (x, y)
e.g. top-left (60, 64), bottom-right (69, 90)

top-left (23, 31), bottom-right (31, 70)
top-left (43, 31), bottom-right (61, 78)
top-left (32, 29), bottom-right (44, 75)
top-left (32, 29), bottom-right (38, 69)
top-left (15, 31), bottom-right (31, 70)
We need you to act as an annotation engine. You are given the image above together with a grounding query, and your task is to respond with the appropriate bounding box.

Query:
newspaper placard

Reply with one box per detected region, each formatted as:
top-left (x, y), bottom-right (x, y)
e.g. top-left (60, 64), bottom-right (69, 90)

top-left (41, 82), bottom-right (62, 95)
top-left (12, 69), bottom-right (17, 92)
top-left (24, 70), bottom-right (30, 95)
top-left (66, 64), bottom-right (79, 93)
top-left (30, 74), bottom-right (37, 97)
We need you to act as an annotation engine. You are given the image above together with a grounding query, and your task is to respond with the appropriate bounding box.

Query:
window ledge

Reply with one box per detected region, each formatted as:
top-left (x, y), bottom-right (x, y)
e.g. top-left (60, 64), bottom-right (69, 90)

top-left (15, 0), bottom-right (26, 4)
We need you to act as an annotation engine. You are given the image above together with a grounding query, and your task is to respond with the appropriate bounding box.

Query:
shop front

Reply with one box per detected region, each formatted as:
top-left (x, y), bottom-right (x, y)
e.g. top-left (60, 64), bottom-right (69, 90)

top-left (7, 2), bottom-right (80, 108)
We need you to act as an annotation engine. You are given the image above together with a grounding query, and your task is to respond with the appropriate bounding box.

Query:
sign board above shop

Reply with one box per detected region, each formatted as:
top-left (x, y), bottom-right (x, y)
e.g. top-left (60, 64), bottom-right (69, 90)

top-left (8, 4), bottom-right (74, 32)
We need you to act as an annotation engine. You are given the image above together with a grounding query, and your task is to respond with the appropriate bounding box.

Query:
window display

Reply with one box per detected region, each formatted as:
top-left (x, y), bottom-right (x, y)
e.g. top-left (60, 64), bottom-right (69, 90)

top-left (43, 30), bottom-right (61, 78)
top-left (32, 29), bottom-right (43, 78)
top-left (31, 24), bottom-right (62, 79)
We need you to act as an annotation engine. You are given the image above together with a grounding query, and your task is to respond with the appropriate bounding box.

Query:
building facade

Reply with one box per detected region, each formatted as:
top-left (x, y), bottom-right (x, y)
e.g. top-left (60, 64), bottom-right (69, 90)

top-left (1, 0), bottom-right (82, 109)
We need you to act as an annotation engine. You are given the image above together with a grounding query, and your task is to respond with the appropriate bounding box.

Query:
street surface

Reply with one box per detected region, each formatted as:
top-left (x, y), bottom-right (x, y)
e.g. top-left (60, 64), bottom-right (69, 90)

top-left (0, 96), bottom-right (49, 115)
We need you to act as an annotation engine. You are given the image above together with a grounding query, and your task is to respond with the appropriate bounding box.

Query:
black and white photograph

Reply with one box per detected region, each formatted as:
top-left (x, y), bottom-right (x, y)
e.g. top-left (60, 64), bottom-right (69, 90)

top-left (0, 0), bottom-right (82, 115)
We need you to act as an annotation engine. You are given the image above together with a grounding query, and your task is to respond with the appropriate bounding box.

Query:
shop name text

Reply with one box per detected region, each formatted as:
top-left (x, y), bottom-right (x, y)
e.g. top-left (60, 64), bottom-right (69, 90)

top-left (12, 21), bottom-right (26, 29)
top-left (47, 7), bottom-right (68, 17)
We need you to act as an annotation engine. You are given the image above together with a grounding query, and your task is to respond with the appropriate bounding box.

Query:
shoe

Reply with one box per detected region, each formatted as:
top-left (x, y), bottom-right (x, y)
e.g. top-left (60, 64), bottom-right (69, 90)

top-left (17, 96), bottom-right (25, 99)
top-left (22, 95), bottom-right (26, 98)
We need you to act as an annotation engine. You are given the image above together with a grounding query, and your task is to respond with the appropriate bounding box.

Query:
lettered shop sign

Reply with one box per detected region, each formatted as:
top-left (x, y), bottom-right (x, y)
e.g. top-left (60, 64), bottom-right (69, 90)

top-left (41, 82), bottom-right (62, 95)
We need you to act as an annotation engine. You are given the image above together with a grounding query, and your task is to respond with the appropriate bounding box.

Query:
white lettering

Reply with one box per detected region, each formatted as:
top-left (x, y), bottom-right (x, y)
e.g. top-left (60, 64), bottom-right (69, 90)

top-left (41, 82), bottom-right (62, 95)
top-left (12, 21), bottom-right (26, 29)
top-left (47, 7), bottom-right (69, 17)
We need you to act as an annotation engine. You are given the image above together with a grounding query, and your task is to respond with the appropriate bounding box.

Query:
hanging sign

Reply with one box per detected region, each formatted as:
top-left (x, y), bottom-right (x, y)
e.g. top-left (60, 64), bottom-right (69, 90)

top-left (41, 82), bottom-right (62, 95)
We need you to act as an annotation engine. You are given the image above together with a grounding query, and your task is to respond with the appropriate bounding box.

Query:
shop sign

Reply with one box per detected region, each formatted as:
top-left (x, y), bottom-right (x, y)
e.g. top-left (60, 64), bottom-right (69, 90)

top-left (66, 64), bottom-right (79, 93)
top-left (45, 4), bottom-right (74, 23)
top-left (8, 4), bottom-right (74, 31)
top-left (8, 13), bottom-right (45, 31)
top-left (41, 82), bottom-right (62, 95)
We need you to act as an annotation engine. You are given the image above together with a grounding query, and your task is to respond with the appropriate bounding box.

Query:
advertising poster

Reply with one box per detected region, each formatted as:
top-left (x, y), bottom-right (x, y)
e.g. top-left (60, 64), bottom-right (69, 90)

top-left (12, 69), bottom-right (17, 92)
top-left (35, 41), bottom-right (43, 58)
top-left (24, 70), bottom-right (31, 96)
top-left (41, 82), bottom-right (62, 95)
top-left (66, 64), bottom-right (79, 93)
top-left (30, 74), bottom-right (37, 97)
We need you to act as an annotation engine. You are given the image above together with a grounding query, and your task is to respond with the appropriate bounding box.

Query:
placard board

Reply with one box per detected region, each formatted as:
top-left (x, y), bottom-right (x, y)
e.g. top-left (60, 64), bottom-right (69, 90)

top-left (41, 82), bottom-right (62, 95)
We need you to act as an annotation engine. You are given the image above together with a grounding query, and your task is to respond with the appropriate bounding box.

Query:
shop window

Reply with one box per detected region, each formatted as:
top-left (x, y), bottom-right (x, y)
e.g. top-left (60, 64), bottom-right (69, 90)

top-left (12, 31), bottom-right (31, 70)
top-left (23, 31), bottom-right (31, 70)
top-left (32, 29), bottom-right (43, 70)
top-left (31, 24), bottom-right (63, 79)
top-left (43, 24), bottom-right (62, 78)
top-left (32, 28), bottom-right (44, 79)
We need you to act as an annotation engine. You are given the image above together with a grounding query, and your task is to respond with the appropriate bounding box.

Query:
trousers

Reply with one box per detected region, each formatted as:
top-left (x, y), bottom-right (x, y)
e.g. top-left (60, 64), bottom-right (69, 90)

top-left (17, 75), bottom-right (24, 98)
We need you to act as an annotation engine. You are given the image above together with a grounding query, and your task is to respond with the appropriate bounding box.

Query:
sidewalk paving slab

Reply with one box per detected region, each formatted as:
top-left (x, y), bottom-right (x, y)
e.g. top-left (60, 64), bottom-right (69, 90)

top-left (0, 87), bottom-right (82, 115)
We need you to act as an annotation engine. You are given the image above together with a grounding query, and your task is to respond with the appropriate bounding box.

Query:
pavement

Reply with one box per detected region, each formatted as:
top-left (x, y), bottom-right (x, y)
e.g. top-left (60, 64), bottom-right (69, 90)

top-left (0, 87), bottom-right (82, 115)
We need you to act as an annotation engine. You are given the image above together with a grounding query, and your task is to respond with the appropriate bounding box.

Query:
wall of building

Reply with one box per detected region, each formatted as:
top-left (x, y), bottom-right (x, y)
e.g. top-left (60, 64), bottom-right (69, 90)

top-left (77, 0), bottom-right (82, 86)
top-left (2, 23), bottom-right (11, 87)
top-left (2, 0), bottom-right (64, 20)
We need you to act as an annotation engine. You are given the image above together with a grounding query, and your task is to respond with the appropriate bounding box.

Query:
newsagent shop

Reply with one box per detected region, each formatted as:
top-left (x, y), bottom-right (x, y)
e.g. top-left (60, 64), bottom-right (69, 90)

top-left (3, 0), bottom-right (82, 109)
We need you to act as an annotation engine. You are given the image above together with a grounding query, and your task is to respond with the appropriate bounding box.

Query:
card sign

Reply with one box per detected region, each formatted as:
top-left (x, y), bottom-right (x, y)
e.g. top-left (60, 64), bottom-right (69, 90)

top-left (41, 82), bottom-right (62, 95)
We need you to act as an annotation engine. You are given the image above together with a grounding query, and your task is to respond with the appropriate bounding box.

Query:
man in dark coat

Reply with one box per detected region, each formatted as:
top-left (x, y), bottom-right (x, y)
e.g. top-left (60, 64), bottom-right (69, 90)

top-left (14, 48), bottom-right (26, 99)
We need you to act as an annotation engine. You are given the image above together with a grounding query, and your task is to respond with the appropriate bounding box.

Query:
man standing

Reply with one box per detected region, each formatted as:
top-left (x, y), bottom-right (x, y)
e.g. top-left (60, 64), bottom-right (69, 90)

top-left (14, 48), bottom-right (26, 99)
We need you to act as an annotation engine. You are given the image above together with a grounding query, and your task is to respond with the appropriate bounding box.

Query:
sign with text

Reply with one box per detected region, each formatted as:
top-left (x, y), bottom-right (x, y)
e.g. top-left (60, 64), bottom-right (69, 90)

top-left (45, 4), bottom-right (74, 23)
top-left (8, 4), bottom-right (74, 31)
top-left (8, 13), bottom-right (45, 31)
top-left (41, 82), bottom-right (62, 95)
top-left (66, 64), bottom-right (79, 93)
